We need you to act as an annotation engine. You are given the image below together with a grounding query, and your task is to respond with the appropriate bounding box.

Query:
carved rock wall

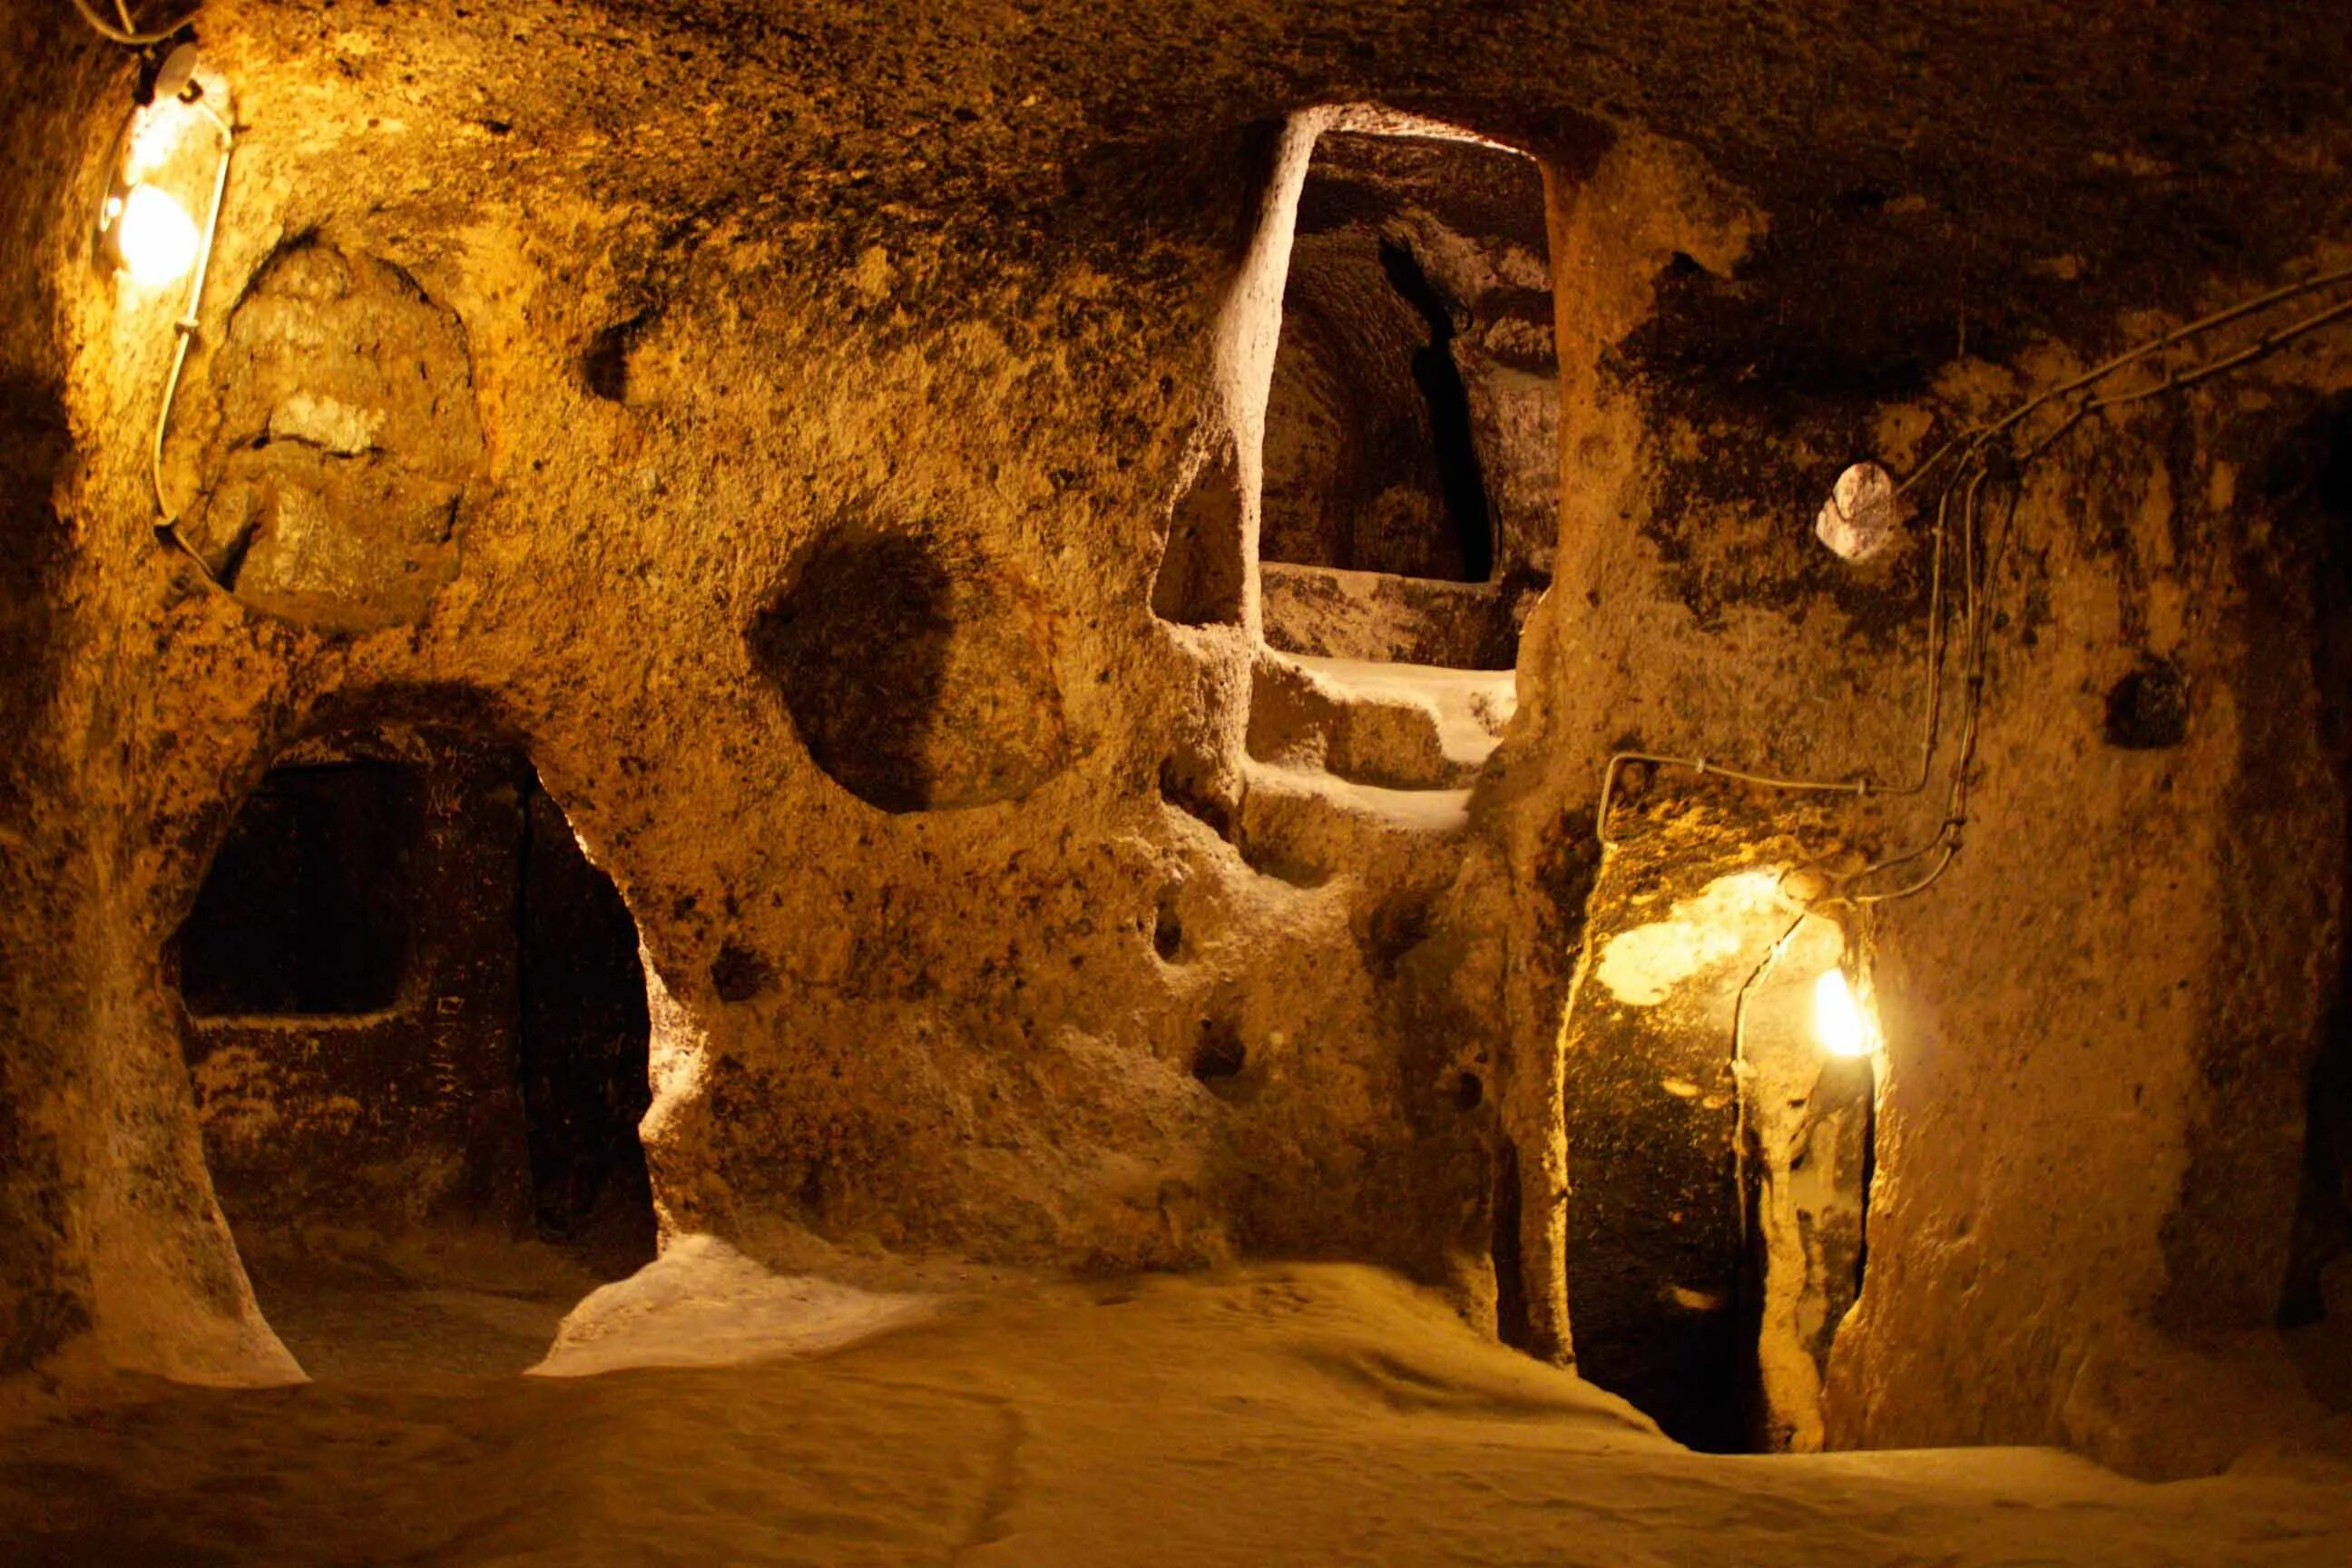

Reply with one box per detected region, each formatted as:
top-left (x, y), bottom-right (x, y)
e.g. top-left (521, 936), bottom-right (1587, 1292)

top-left (2, 0), bottom-right (2349, 1480)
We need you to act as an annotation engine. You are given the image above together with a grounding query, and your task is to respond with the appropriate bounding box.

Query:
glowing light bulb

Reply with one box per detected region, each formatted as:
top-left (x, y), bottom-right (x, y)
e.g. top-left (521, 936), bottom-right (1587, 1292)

top-left (1814, 967), bottom-right (1871, 1059)
top-left (115, 183), bottom-right (200, 289)
top-left (123, 100), bottom-right (191, 182)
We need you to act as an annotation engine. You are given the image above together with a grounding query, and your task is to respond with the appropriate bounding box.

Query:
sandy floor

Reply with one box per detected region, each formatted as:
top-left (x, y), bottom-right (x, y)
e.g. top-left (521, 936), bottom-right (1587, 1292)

top-left (4, 1256), bottom-right (2349, 1566)
top-left (234, 1231), bottom-right (617, 1381)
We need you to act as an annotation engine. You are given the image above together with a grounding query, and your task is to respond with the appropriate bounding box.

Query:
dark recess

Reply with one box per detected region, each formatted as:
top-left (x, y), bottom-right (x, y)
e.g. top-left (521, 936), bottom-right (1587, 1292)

top-left (1191, 1017), bottom-right (1248, 1088)
top-left (1152, 885), bottom-right (1184, 961)
top-left (1566, 1127), bottom-right (1747, 1453)
top-left (1152, 451), bottom-right (1249, 627)
top-left (2103, 658), bottom-right (2188, 750)
top-left (583, 309), bottom-right (658, 403)
top-left (710, 941), bottom-right (777, 1003)
top-left (1492, 1139), bottom-right (1529, 1348)
top-left (1357, 888), bottom-right (1433, 980)
top-left (1156, 754), bottom-right (1232, 839)
top-left (175, 742), bottom-right (655, 1269)
top-left (2282, 397), bottom-right (2352, 1326)
top-left (1379, 238), bottom-right (1495, 583)
top-left (1260, 232), bottom-right (1497, 583)
top-left (1560, 858), bottom-right (1748, 1453)
top-left (519, 782), bottom-right (657, 1264)
top-left (1258, 130), bottom-right (1544, 593)
top-left (178, 761), bottom-right (422, 1016)
top-left (749, 529), bottom-right (955, 812)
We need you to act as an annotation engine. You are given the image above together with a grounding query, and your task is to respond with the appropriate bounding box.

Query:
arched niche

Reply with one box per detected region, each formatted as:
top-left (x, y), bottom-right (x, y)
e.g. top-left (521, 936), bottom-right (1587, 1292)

top-left (170, 721), bottom-right (656, 1376)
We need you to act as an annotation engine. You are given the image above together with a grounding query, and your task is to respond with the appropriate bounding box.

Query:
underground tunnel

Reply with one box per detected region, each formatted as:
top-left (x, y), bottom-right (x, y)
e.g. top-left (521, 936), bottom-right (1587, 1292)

top-left (1257, 123), bottom-right (1556, 671)
top-left (170, 730), bottom-right (657, 1376)
top-left (3, 0), bottom-right (2352, 1563)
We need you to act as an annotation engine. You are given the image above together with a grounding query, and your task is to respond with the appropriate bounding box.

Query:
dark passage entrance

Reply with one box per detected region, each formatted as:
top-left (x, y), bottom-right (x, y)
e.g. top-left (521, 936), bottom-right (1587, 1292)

top-left (172, 731), bottom-right (656, 1374)
top-left (1256, 125), bottom-right (1558, 669)
top-left (2282, 397), bottom-right (2352, 1373)
top-left (518, 785), bottom-right (657, 1262)
top-left (1260, 219), bottom-right (1494, 581)
top-left (180, 760), bottom-right (421, 1017)
top-left (1556, 843), bottom-right (1876, 1454)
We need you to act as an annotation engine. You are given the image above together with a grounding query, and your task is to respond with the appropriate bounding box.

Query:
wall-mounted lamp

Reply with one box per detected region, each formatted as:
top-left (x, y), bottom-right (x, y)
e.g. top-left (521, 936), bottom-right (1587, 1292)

top-left (98, 47), bottom-right (227, 288)
top-left (1813, 966), bottom-right (1872, 1059)
top-left (108, 181), bottom-right (201, 286)
top-left (96, 44), bottom-right (237, 560)
top-left (1730, 889), bottom-right (1883, 1068)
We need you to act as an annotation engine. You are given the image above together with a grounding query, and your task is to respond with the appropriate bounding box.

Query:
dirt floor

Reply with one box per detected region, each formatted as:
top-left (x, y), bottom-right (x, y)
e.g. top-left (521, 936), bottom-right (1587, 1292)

top-left (230, 1231), bottom-right (624, 1382)
top-left (2, 1254), bottom-right (2348, 1566)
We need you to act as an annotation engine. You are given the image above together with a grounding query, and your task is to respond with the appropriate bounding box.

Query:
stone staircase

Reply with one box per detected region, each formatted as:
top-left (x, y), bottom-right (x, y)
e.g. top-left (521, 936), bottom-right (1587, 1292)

top-left (1235, 652), bottom-right (1515, 882)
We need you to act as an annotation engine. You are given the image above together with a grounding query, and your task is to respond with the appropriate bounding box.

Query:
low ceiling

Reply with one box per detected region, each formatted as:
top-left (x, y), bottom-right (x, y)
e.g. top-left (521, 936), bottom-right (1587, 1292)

top-left (24, 2), bottom-right (2352, 418)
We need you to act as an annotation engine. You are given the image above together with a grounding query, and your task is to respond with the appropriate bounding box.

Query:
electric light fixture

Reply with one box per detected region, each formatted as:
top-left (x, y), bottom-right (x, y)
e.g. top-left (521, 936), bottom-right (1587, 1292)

top-left (110, 181), bottom-right (201, 287)
top-left (97, 45), bottom-right (228, 292)
top-left (94, 43), bottom-right (240, 547)
top-left (1813, 966), bottom-right (1872, 1060)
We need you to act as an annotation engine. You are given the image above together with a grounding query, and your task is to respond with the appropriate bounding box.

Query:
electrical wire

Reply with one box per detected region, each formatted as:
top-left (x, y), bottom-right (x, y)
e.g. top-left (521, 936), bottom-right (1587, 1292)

top-left (1841, 469), bottom-right (2000, 904)
top-left (1893, 262), bottom-right (2352, 503)
top-left (1725, 905), bottom-right (1812, 1255)
top-left (69, 0), bottom-right (196, 47)
top-left (1569, 189), bottom-right (2349, 1349)
top-left (149, 96), bottom-right (234, 587)
top-left (1594, 262), bottom-right (2352, 910)
top-left (1595, 453), bottom-right (1971, 854)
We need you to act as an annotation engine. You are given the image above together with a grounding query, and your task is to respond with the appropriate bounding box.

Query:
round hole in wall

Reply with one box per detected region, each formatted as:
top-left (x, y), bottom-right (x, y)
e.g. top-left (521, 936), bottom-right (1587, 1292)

top-left (710, 941), bottom-right (776, 1003)
top-left (749, 515), bottom-right (1069, 813)
top-left (2103, 657), bottom-right (2188, 750)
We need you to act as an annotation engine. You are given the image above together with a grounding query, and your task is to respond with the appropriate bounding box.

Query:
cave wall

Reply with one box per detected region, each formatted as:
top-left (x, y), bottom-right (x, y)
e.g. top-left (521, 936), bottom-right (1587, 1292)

top-left (1, 0), bottom-right (2348, 1477)
top-left (0, 16), bottom-right (118, 1386)
top-left (1474, 131), bottom-right (2352, 1472)
top-left (0, 13), bottom-right (299, 1390)
top-left (2, 5), bottom-right (1525, 1395)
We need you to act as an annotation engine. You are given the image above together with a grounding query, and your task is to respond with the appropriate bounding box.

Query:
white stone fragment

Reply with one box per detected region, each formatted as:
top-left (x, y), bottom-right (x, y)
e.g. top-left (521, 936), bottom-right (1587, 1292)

top-left (269, 391), bottom-right (387, 456)
top-left (1814, 460), bottom-right (1898, 562)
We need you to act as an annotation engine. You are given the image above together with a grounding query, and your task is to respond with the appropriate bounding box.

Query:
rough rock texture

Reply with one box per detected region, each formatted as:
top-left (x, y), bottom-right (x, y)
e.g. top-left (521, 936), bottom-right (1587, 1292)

top-left (2, 0), bottom-right (2351, 1485)
top-left (9, 1265), bottom-right (2350, 1565)
top-left (181, 746), bottom-right (520, 1230)
top-left (184, 241), bottom-right (485, 630)
top-left (1557, 801), bottom-right (1865, 1453)
top-left (1259, 561), bottom-right (1527, 669)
